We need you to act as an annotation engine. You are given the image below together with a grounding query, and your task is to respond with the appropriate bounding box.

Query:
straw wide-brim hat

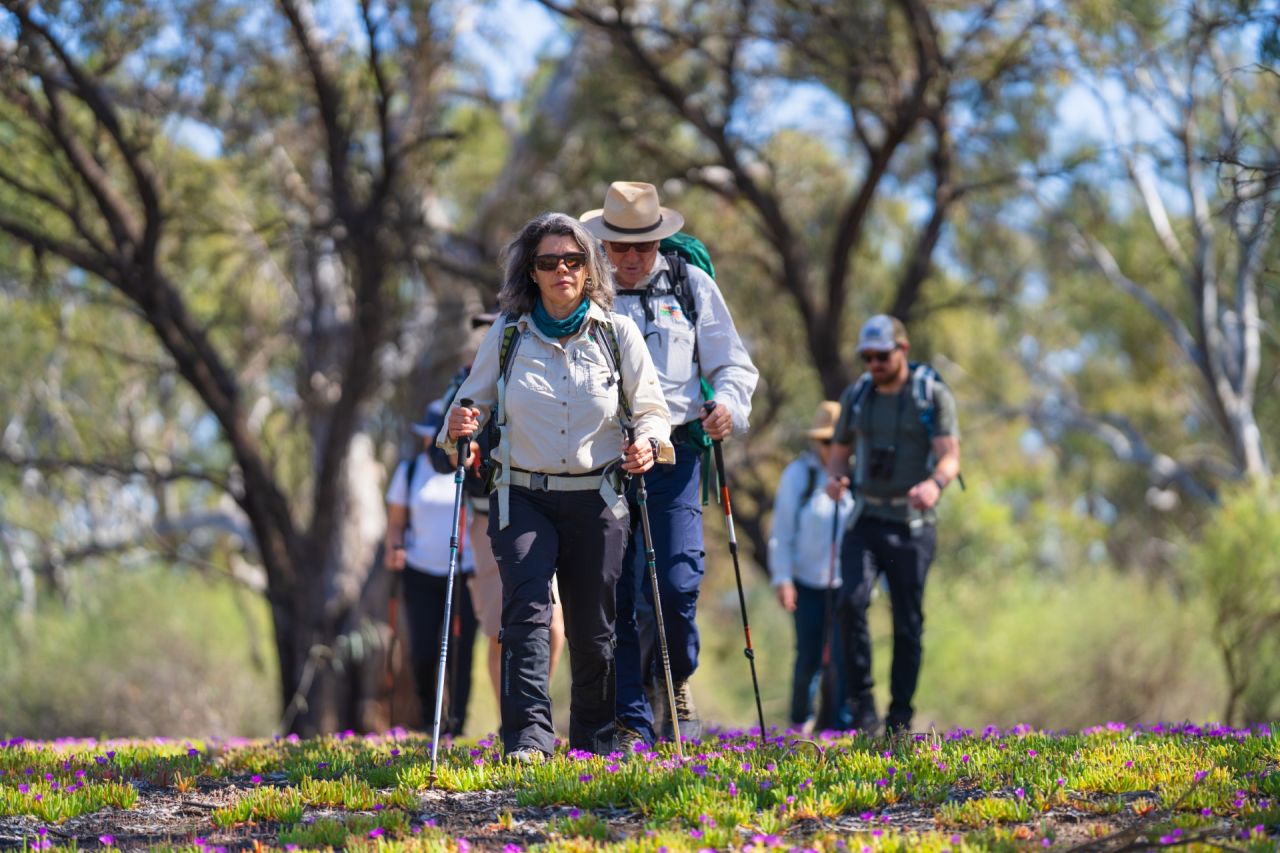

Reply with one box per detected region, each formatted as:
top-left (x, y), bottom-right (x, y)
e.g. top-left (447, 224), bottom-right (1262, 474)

top-left (806, 401), bottom-right (842, 440)
top-left (580, 181), bottom-right (685, 243)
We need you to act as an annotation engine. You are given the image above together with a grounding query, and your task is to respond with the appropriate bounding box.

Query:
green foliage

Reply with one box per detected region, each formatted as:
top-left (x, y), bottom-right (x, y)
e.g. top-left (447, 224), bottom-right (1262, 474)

top-left (0, 565), bottom-right (277, 738)
top-left (210, 785), bottom-right (303, 827)
top-left (1180, 486), bottom-right (1280, 723)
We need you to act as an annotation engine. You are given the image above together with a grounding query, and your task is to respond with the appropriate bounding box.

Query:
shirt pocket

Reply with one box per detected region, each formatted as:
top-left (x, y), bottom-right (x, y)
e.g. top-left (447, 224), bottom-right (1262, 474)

top-left (652, 295), bottom-right (696, 379)
top-left (663, 323), bottom-right (696, 380)
top-left (512, 353), bottom-right (555, 397)
top-left (573, 344), bottom-right (616, 400)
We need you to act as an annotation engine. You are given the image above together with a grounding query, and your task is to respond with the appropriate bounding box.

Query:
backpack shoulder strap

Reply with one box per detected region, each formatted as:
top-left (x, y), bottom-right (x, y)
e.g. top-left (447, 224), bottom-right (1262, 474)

top-left (794, 457), bottom-right (820, 534)
top-left (497, 313), bottom-right (522, 384)
top-left (848, 373), bottom-right (873, 420)
top-left (908, 362), bottom-right (941, 439)
top-left (403, 454), bottom-right (420, 537)
top-left (591, 318), bottom-right (633, 425)
top-left (663, 251), bottom-right (699, 326)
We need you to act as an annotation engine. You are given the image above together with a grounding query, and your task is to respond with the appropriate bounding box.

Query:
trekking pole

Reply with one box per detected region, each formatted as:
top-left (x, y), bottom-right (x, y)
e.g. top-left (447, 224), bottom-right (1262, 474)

top-left (816, 502), bottom-right (840, 729)
top-left (626, 426), bottom-right (684, 760)
top-left (703, 401), bottom-right (767, 740)
top-left (429, 398), bottom-right (473, 787)
top-left (446, 499), bottom-right (468, 736)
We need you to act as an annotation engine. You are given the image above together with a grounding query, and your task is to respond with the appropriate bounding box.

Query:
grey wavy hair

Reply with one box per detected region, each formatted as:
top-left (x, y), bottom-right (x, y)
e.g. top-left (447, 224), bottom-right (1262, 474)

top-left (497, 212), bottom-right (615, 316)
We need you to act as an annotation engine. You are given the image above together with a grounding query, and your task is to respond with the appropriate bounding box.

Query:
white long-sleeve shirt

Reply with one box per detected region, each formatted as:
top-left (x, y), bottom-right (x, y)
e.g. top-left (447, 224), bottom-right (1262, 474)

top-left (613, 255), bottom-right (759, 434)
top-left (768, 451), bottom-right (854, 589)
top-left (386, 454), bottom-right (475, 575)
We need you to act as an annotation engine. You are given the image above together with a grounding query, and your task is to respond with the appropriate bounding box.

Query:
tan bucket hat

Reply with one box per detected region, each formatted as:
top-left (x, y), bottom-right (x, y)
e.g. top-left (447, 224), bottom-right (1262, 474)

top-left (579, 181), bottom-right (685, 242)
top-left (806, 401), bottom-right (842, 440)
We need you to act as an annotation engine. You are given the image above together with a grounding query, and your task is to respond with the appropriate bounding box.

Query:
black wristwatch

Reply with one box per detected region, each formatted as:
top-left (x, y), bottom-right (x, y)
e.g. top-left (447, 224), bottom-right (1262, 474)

top-left (648, 437), bottom-right (661, 457)
top-left (930, 475), bottom-right (946, 492)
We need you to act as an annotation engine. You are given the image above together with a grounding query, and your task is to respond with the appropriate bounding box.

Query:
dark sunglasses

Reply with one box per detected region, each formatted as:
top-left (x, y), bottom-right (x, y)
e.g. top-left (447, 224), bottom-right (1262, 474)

top-left (817, 439), bottom-right (833, 447)
top-left (533, 252), bottom-right (587, 272)
top-left (860, 349), bottom-right (896, 364)
top-left (606, 240), bottom-right (659, 254)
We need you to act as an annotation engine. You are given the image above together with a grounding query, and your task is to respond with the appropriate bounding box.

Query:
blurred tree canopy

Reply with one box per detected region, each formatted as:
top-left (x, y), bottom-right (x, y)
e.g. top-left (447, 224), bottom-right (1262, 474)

top-left (2, 0), bottom-right (1278, 733)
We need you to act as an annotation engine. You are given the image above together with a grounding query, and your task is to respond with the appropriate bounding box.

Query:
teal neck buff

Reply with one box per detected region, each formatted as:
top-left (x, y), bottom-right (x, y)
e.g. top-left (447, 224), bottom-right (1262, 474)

top-left (532, 296), bottom-right (589, 338)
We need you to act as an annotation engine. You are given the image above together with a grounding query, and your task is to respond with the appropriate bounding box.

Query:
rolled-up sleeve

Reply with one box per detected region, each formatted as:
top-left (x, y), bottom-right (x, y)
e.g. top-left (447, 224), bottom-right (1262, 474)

top-left (614, 314), bottom-right (674, 463)
top-left (693, 267), bottom-right (759, 436)
top-left (438, 319), bottom-right (503, 455)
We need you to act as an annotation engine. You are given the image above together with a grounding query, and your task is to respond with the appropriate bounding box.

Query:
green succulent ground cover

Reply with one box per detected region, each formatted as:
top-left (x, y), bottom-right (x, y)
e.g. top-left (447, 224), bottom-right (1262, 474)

top-left (0, 723), bottom-right (1277, 851)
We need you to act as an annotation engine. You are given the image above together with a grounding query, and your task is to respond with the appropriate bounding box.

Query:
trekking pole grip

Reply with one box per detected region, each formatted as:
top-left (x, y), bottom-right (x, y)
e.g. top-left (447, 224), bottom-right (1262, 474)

top-left (458, 398), bottom-right (474, 467)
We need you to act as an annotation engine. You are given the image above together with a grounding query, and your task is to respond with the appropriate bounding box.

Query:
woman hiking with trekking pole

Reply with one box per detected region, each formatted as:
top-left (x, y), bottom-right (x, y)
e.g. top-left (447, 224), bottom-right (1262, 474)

top-left (441, 212), bottom-right (672, 763)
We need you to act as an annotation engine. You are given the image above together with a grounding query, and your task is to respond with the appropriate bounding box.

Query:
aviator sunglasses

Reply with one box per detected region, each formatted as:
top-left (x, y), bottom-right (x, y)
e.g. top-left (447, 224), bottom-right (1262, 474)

top-left (533, 252), bottom-right (587, 272)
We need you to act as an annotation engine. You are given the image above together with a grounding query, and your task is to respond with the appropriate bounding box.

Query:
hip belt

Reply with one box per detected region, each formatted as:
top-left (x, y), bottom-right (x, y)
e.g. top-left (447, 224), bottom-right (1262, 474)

top-left (858, 493), bottom-right (910, 507)
top-left (509, 466), bottom-right (618, 492)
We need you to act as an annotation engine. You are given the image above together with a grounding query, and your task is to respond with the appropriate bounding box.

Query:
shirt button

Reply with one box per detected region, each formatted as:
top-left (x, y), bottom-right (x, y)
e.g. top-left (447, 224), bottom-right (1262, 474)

top-left (560, 430), bottom-right (565, 435)
top-left (561, 458), bottom-right (566, 463)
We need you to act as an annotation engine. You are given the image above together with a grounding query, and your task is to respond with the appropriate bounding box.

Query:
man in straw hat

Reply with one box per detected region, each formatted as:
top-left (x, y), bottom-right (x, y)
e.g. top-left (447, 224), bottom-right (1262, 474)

top-left (826, 315), bottom-right (961, 735)
top-left (768, 401), bottom-right (855, 732)
top-left (581, 181), bottom-right (759, 747)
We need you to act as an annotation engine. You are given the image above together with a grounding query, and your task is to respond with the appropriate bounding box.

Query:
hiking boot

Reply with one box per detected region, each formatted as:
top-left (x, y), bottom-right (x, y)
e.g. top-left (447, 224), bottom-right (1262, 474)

top-left (885, 712), bottom-right (913, 736)
top-left (850, 697), bottom-right (881, 737)
top-left (658, 678), bottom-right (702, 741)
top-left (644, 678), bottom-right (666, 737)
top-left (507, 747), bottom-right (547, 765)
top-left (614, 724), bottom-right (649, 757)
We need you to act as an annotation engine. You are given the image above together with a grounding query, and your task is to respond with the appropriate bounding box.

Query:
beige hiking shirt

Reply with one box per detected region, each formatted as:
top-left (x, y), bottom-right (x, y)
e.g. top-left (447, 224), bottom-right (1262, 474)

top-left (440, 301), bottom-right (674, 473)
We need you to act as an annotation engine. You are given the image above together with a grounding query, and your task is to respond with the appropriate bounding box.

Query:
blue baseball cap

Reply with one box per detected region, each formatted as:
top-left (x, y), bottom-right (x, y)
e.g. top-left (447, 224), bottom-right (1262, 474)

top-left (856, 314), bottom-right (908, 352)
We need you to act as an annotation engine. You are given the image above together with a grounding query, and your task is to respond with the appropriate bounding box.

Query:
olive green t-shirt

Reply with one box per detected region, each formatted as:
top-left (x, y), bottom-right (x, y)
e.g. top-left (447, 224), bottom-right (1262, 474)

top-left (833, 374), bottom-right (958, 524)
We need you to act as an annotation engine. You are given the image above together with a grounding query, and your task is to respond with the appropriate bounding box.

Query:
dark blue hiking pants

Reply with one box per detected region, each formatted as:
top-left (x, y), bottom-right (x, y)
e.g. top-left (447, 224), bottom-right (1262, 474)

top-left (615, 444), bottom-right (705, 742)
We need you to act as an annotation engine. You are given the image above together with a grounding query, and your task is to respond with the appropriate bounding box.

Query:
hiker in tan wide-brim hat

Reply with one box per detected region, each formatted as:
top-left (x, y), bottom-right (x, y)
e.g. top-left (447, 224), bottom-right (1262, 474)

top-left (806, 400), bottom-right (842, 442)
top-left (766, 399), bottom-right (855, 732)
top-left (579, 181), bottom-right (685, 243)
top-left (577, 179), bottom-right (761, 751)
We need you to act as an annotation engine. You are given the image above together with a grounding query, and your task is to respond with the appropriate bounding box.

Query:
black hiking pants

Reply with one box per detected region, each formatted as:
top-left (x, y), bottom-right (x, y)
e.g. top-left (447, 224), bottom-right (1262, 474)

top-left (489, 484), bottom-right (629, 756)
top-left (838, 516), bottom-right (937, 729)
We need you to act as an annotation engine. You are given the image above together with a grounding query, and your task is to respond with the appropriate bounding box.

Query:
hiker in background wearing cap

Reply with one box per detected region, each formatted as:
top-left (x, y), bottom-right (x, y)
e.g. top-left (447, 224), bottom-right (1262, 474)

top-left (768, 401), bottom-right (855, 733)
top-left (826, 315), bottom-right (960, 735)
top-left (428, 313), bottom-right (568, 711)
top-left (442, 212), bottom-right (672, 763)
top-left (384, 401), bottom-right (479, 735)
top-left (580, 182), bottom-right (759, 748)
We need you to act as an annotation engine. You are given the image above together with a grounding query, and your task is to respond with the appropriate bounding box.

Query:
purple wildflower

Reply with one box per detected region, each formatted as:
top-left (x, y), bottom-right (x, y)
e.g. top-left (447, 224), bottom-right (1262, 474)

top-left (99, 836), bottom-right (115, 846)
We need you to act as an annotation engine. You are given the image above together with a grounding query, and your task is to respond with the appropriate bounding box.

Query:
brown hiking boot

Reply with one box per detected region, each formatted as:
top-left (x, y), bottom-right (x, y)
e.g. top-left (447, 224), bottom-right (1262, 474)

top-left (658, 677), bottom-right (702, 741)
top-left (614, 724), bottom-right (649, 757)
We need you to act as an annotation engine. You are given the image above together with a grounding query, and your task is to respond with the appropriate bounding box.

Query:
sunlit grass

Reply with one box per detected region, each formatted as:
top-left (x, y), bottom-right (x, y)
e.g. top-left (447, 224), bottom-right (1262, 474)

top-left (0, 722), bottom-right (1276, 850)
